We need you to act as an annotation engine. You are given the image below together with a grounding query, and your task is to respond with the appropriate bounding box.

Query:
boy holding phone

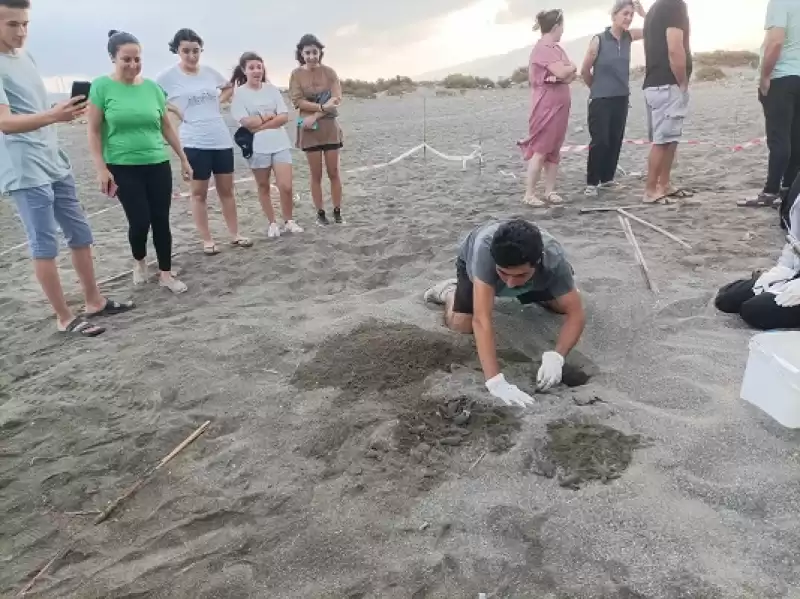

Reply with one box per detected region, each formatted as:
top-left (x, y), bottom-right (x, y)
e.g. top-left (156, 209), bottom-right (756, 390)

top-left (0, 0), bottom-right (134, 337)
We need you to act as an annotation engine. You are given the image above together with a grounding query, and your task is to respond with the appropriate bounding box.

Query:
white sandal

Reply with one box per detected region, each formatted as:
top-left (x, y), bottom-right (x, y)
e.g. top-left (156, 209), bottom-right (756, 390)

top-left (159, 275), bottom-right (188, 294)
top-left (545, 192), bottom-right (564, 204)
top-left (523, 194), bottom-right (546, 207)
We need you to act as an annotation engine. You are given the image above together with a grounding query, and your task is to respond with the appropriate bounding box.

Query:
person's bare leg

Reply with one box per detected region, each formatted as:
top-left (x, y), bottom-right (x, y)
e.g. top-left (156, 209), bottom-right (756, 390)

top-left (272, 163), bottom-right (294, 221)
top-left (214, 173), bottom-right (241, 241)
top-left (656, 142), bottom-right (679, 196)
top-left (543, 160), bottom-right (560, 197)
top-left (444, 289), bottom-right (474, 334)
top-left (189, 179), bottom-right (215, 247)
top-left (644, 145), bottom-right (666, 201)
top-left (324, 150), bottom-right (342, 209)
top-left (252, 168), bottom-right (276, 223)
top-left (33, 258), bottom-right (75, 328)
top-left (306, 151), bottom-right (324, 211)
top-left (524, 153), bottom-right (546, 204)
top-left (71, 246), bottom-right (106, 313)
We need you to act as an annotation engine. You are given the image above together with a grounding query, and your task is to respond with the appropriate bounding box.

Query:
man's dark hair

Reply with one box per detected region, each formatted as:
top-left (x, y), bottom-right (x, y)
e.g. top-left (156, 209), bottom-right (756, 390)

top-left (490, 220), bottom-right (544, 268)
top-left (0, 0), bottom-right (31, 8)
top-left (168, 28), bottom-right (203, 54)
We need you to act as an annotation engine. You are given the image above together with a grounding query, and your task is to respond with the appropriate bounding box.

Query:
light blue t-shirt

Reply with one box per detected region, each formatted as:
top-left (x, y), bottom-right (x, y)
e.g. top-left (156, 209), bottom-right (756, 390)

top-left (0, 50), bottom-right (70, 193)
top-left (763, 0), bottom-right (800, 79)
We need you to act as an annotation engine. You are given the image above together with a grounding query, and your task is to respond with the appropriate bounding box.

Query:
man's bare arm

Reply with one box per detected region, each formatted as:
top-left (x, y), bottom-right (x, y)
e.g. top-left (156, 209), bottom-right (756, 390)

top-left (761, 27), bottom-right (786, 81)
top-left (666, 27), bottom-right (688, 89)
top-left (550, 289), bottom-right (586, 357)
top-left (472, 279), bottom-right (501, 380)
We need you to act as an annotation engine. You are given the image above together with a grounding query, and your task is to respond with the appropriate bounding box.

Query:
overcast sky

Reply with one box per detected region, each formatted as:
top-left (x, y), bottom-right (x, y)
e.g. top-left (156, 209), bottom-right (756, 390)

top-left (26, 0), bottom-right (765, 91)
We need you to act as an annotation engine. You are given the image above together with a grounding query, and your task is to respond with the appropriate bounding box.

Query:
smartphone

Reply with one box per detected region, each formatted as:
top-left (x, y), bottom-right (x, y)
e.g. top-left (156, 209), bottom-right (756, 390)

top-left (70, 80), bottom-right (91, 100)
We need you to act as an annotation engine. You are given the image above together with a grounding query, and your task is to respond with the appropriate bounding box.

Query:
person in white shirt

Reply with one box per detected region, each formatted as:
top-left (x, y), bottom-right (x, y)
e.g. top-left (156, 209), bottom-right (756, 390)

top-left (156, 28), bottom-right (252, 255)
top-left (229, 52), bottom-right (302, 237)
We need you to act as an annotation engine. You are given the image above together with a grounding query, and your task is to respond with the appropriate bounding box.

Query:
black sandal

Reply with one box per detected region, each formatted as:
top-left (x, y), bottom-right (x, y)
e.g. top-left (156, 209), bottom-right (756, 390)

top-left (737, 193), bottom-right (780, 208)
top-left (85, 298), bottom-right (135, 318)
top-left (62, 318), bottom-right (105, 337)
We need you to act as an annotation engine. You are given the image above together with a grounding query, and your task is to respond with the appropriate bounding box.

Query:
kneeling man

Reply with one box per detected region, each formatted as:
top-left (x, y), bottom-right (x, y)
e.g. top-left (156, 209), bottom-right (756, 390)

top-left (425, 219), bottom-right (586, 407)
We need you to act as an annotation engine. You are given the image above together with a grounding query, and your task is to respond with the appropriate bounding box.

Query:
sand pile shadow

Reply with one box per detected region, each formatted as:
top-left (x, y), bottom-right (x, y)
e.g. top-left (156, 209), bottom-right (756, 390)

top-left (291, 320), bottom-right (474, 396)
top-left (534, 419), bottom-right (650, 490)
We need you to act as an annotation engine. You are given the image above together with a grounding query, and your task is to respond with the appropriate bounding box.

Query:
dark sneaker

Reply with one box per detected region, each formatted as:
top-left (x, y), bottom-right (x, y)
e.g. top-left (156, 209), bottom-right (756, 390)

top-left (333, 207), bottom-right (343, 224)
top-left (316, 209), bottom-right (329, 226)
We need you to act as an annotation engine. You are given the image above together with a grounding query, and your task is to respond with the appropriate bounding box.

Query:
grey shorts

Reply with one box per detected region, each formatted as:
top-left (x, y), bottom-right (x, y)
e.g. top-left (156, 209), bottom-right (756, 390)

top-left (247, 149), bottom-right (292, 170)
top-left (644, 84), bottom-right (689, 145)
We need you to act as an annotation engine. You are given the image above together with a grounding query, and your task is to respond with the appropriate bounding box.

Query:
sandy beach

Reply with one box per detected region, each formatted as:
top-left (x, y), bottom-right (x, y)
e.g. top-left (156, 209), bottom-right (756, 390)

top-left (2, 72), bottom-right (800, 598)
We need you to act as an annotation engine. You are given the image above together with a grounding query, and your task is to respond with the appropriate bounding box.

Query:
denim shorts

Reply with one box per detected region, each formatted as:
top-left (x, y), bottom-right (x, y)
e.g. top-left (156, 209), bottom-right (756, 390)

top-left (247, 149), bottom-right (292, 170)
top-left (9, 174), bottom-right (94, 259)
top-left (644, 84), bottom-right (690, 145)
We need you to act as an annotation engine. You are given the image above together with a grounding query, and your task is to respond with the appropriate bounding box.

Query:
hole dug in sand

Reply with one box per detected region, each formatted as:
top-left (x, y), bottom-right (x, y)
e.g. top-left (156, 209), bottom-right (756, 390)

top-left (532, 418), bottom-right (651, 490)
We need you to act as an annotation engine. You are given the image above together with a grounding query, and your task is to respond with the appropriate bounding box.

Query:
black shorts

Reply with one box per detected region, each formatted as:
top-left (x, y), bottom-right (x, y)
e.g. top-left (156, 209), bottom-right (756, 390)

top-left (452, 259), bottom-right (556, 315)
top-left (184, 148), bottom-right (235, 180)
top-left (303, 142), bottom-right (344, 153)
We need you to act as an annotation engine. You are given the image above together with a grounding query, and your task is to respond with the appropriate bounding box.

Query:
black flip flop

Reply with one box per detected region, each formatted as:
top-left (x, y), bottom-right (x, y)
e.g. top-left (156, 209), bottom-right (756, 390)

top-left (62, 318), bottom-right (105, 337)
top-left (737, 193), bottom-right (780, 208)
top-left (668, 188), bottom-right (695, 198)
top-left (85, 298), bottom-right (135, 319)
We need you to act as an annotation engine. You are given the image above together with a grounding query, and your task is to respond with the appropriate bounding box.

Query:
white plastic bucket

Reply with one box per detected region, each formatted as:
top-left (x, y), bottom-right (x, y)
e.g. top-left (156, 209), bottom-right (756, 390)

top-left (740, 331), bottom-right (800, 428)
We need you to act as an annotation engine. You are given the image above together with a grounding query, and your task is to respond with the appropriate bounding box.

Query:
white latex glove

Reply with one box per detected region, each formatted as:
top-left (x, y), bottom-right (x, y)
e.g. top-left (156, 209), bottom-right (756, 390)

top-left (485, 374), bottom-right (535, 408)
top-left (754, 265), bottom-right (796, 295)
top-left (537, 351), bottom-right (565, 391)
top-left (774, 279), bottom-right (800, 307)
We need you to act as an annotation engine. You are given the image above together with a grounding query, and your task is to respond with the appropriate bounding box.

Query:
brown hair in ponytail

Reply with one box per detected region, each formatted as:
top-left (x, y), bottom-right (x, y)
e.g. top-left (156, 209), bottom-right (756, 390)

top-left (230, 51), bottom-right (266, 86)
top-left (533, 9), bottom-right (564, 33)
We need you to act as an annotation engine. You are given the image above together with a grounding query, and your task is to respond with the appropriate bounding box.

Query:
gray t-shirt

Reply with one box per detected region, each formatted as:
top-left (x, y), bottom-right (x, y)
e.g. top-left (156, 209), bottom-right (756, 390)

top-left (229, 83), bottom-right (292, 155)
top-left (155, 65), bottom-right (232, 150)
top-left (0, 50), bottom-right (70, 193)
top-left (457, 221), bottom-right (575, 299)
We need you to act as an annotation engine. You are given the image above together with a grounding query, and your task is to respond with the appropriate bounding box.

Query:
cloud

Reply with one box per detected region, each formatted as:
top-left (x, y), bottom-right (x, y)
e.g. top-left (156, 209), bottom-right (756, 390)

top-left (495, 0), bottom-right (611, 24)
top-left (334, 23), bottom-right (360, 37)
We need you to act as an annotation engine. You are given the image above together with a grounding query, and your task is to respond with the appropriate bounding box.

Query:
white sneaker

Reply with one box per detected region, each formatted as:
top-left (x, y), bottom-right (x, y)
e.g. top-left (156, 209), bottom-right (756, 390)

top-left (283, 220), bottom-right (303, 234)
top-left (267, 222), bottom-right (282, 238)
top-left (584, 186), bottom-right (599, 197)
top-left (599, 180), bottom-right (619, 189)
top-left (423, 279), bottom-right (457, 305)
top-left (159, 274), bottom-right (188, 294)
top-left (133, 261), bottom-right (149, 286)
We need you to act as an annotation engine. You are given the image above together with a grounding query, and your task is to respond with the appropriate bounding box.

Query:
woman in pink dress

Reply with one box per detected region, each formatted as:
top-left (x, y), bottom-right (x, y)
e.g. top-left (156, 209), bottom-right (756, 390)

top-left (518, 9), bottom-right (577, 206)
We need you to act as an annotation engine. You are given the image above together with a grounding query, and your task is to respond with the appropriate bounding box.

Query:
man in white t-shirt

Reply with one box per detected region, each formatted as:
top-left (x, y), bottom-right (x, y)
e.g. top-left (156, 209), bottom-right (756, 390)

top-left (156, 28), bottom-right (251, 255)
top-left (230, 52), bottom-right (302, 238)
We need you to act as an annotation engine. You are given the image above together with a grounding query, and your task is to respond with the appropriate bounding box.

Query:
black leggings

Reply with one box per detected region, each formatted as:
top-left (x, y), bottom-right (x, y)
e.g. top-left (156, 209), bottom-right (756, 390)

top-left (587, 96), bottom-right (629, 186)
top-left (715, 276), bottom-right (800, 330)
top-left (108, 161), bottom-right (173, 272)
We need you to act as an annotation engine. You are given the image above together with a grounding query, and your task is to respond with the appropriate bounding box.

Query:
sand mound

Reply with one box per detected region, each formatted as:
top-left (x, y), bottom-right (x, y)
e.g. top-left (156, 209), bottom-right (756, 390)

top-left (291, 320), bottom-right (473, 395)
top-left (534, 418), bottom-right (650, 490)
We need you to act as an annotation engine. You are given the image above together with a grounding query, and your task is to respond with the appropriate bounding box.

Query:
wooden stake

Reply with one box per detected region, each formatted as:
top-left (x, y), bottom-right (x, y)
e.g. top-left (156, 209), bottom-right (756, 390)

top-left (618, 215), bottom-right (658, 293)
top-left (617, 208), bottom-right (692, 250)
top-left (17, 547), bottom-right (71, 596)
top-left (94, 421), bottom-right (210, 524)
top-left (580, 204), bottom-right (658, 214)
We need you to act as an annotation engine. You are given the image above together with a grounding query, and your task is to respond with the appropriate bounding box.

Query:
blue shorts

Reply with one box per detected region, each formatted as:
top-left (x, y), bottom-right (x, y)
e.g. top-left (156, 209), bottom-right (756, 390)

top-left (9, 174), bottom-right (94, 259)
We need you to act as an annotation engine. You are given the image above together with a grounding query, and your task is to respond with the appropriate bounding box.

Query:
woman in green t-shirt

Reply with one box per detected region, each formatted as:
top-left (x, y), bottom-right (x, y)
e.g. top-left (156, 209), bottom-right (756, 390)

top-left (87, 30), bottom-right (192, 294)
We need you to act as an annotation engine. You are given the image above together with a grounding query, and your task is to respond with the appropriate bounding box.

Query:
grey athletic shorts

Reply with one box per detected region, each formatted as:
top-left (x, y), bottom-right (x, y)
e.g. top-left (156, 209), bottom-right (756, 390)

top-left (247, 149), bottom-right (292, 170)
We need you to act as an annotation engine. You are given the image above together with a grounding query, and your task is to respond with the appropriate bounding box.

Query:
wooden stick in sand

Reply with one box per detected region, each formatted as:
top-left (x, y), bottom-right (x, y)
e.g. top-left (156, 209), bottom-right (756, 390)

top-left (17, 546), bottom-right (71, 596)
top-left (616, 208), bottom-right (692, 250)
top-left (94, 420), bottom-right (210, 524)
top-left (618, 215), bottom-right (658, 293)
top-left (580, 204), bottom-right (658, 214)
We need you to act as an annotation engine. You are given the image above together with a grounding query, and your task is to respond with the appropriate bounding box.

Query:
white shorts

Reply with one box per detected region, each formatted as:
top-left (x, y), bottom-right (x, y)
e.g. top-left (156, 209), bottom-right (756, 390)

top-left (248, 149), bottom-right (292, 169)
top-left (644, 84), bottom-right (689, 145)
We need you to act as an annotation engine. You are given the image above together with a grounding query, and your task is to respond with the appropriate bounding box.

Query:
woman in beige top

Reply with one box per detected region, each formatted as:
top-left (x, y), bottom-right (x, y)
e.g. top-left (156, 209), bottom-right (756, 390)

top-left (289, 34), bottom-right (343, 225)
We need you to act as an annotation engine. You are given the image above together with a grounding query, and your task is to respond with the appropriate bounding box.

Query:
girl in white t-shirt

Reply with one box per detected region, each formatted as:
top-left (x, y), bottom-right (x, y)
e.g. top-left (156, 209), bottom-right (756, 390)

top-left (156, 28), bottom-right (252, 255)
top-left (230, 52), bottom-right (302, 238)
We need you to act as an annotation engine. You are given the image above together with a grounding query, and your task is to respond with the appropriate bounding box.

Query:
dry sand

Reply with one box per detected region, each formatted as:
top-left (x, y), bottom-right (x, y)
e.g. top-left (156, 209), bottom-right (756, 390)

top-left (2, 74), bottom-right (800, 598)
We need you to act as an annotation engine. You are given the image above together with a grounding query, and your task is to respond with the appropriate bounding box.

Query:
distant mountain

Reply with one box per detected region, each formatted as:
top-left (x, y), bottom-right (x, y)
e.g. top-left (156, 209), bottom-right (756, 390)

top-left (417, 34), bottom-right (645, 81)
